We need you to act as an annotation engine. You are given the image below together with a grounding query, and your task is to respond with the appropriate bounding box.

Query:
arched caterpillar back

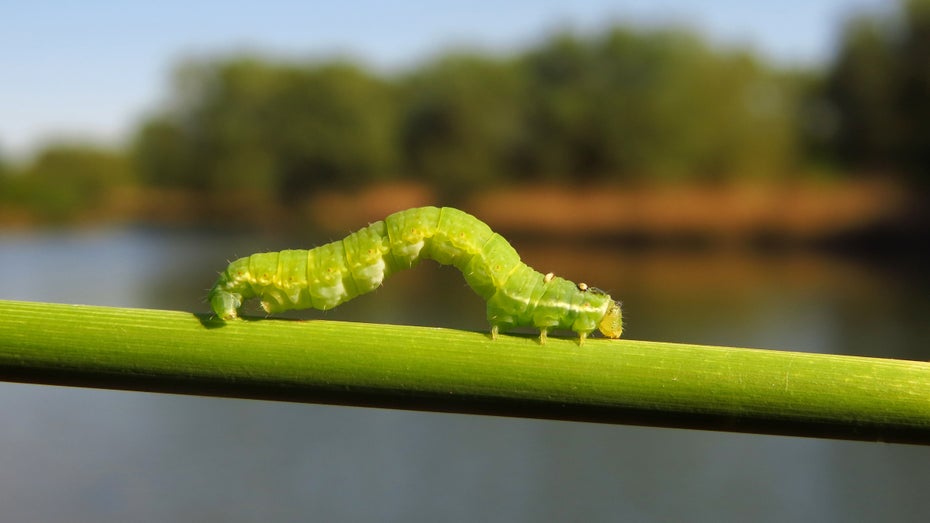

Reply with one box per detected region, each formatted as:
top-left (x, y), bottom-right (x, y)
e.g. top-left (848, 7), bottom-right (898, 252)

top-left (209, 206), bottom-right (623, 343)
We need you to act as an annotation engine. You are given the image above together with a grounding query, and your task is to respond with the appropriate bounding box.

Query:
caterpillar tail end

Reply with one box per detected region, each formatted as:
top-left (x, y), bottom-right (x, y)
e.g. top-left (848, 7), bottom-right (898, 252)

top-left (597, 301), bottom-right (623, 339)
top-left (209, 287), bottom-right (243, 321)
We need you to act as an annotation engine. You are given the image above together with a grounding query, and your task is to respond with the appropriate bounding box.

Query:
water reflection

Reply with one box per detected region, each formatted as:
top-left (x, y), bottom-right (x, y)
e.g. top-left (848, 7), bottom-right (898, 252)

top-left (1, 228), bottom-right (928, 522)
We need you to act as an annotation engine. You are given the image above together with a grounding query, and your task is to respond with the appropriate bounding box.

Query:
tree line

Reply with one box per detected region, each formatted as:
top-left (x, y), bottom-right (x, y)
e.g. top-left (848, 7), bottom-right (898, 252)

top-left (132, 27), bottom-right (801, 201)
top-left (2, 0), bottom-right (929, 223)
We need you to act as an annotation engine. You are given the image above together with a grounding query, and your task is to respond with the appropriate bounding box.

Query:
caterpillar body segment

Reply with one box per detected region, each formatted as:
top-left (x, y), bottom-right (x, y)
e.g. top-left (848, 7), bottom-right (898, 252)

top-left (209, 206), bottom-right (623, 342)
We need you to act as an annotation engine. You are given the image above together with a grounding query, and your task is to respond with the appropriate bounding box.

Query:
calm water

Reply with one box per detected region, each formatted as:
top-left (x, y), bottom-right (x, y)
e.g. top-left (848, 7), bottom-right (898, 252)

top-left (1, 228), bottom-right (928, 522)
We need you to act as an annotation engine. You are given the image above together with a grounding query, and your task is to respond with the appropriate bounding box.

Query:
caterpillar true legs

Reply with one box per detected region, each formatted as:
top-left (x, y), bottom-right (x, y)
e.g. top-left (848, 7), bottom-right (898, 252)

top-left (209, 206), bottom-right (623, 343)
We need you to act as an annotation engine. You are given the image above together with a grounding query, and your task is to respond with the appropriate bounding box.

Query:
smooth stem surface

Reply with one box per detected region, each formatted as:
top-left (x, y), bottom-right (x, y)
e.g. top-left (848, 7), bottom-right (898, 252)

top-left (0, 299), bottom-right (928, 444)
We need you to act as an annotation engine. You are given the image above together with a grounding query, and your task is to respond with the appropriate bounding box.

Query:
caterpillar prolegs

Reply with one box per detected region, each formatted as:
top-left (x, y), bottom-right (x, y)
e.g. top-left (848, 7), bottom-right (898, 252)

top-left (209, 206), bottom-right (623, 343)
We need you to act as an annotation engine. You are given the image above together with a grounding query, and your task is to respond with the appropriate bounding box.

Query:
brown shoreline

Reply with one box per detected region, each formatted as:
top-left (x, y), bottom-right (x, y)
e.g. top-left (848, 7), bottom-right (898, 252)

top-left (305, 179), bottom-right (912, 245)
top-left (1, 179), bottom-right (915, 245)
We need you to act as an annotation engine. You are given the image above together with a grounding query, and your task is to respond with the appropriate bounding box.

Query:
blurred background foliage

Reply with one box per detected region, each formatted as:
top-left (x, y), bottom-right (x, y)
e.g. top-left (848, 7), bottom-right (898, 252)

top-left (2, 0), bottom-right (930, 227)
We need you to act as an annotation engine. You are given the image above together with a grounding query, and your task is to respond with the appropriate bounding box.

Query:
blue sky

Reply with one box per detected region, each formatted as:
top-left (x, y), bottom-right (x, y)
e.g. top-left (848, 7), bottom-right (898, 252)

top-left (0, 0), bottom-right (889, 157)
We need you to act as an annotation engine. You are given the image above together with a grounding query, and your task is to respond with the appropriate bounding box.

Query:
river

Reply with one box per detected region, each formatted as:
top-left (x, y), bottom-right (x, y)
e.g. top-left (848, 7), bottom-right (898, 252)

top-left (1, 227), bottom-right (928, 522)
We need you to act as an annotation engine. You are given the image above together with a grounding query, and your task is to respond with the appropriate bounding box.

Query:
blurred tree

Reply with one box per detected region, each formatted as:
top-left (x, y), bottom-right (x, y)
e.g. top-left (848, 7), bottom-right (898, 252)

top-left (399, 53), bottom-right (526, 194)
top-left (515, 33), bottom-right (592, 179)
top-left (517, 32), bottom-right (604, 180)
top-left (823, 0), bottom-right (930, 182)
top-left (16, 144), bottom-right (133, 222)
top-left (134, 117), bottom-right (193, 188)
top-left (135, 58), bottom-right (397, 202)
top-left (825, 15), bottom-right (898, 170)
top-left (521, 28), bottom-right (798, 181)
top-left (897, 0), bottom-right (930, 181)
top-left (0, 150), bottom-right (16, 207)
top-left (269, 63), bottom-right (398, 201)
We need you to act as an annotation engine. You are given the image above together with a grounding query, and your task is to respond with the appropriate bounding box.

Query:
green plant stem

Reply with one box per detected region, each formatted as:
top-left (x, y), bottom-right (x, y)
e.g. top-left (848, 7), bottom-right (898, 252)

top-left (0, 299), bottom-right (928, 444)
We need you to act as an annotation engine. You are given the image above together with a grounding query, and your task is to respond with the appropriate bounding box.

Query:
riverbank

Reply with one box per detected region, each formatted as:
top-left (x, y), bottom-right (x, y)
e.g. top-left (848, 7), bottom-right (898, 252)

top-left (1, 178), bottom-right (918, 248)
top-left (305, 179), bottom-right (914, 248)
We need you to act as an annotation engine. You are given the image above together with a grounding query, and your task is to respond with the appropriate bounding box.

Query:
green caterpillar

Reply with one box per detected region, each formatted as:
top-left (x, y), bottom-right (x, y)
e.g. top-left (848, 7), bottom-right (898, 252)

top-left (209, 206), bottom-right (623, 343)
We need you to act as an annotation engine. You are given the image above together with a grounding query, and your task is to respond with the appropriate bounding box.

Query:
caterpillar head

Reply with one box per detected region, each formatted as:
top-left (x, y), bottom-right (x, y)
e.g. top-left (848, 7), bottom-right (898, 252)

top-left (598, 300), bottom-right (623, 338)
